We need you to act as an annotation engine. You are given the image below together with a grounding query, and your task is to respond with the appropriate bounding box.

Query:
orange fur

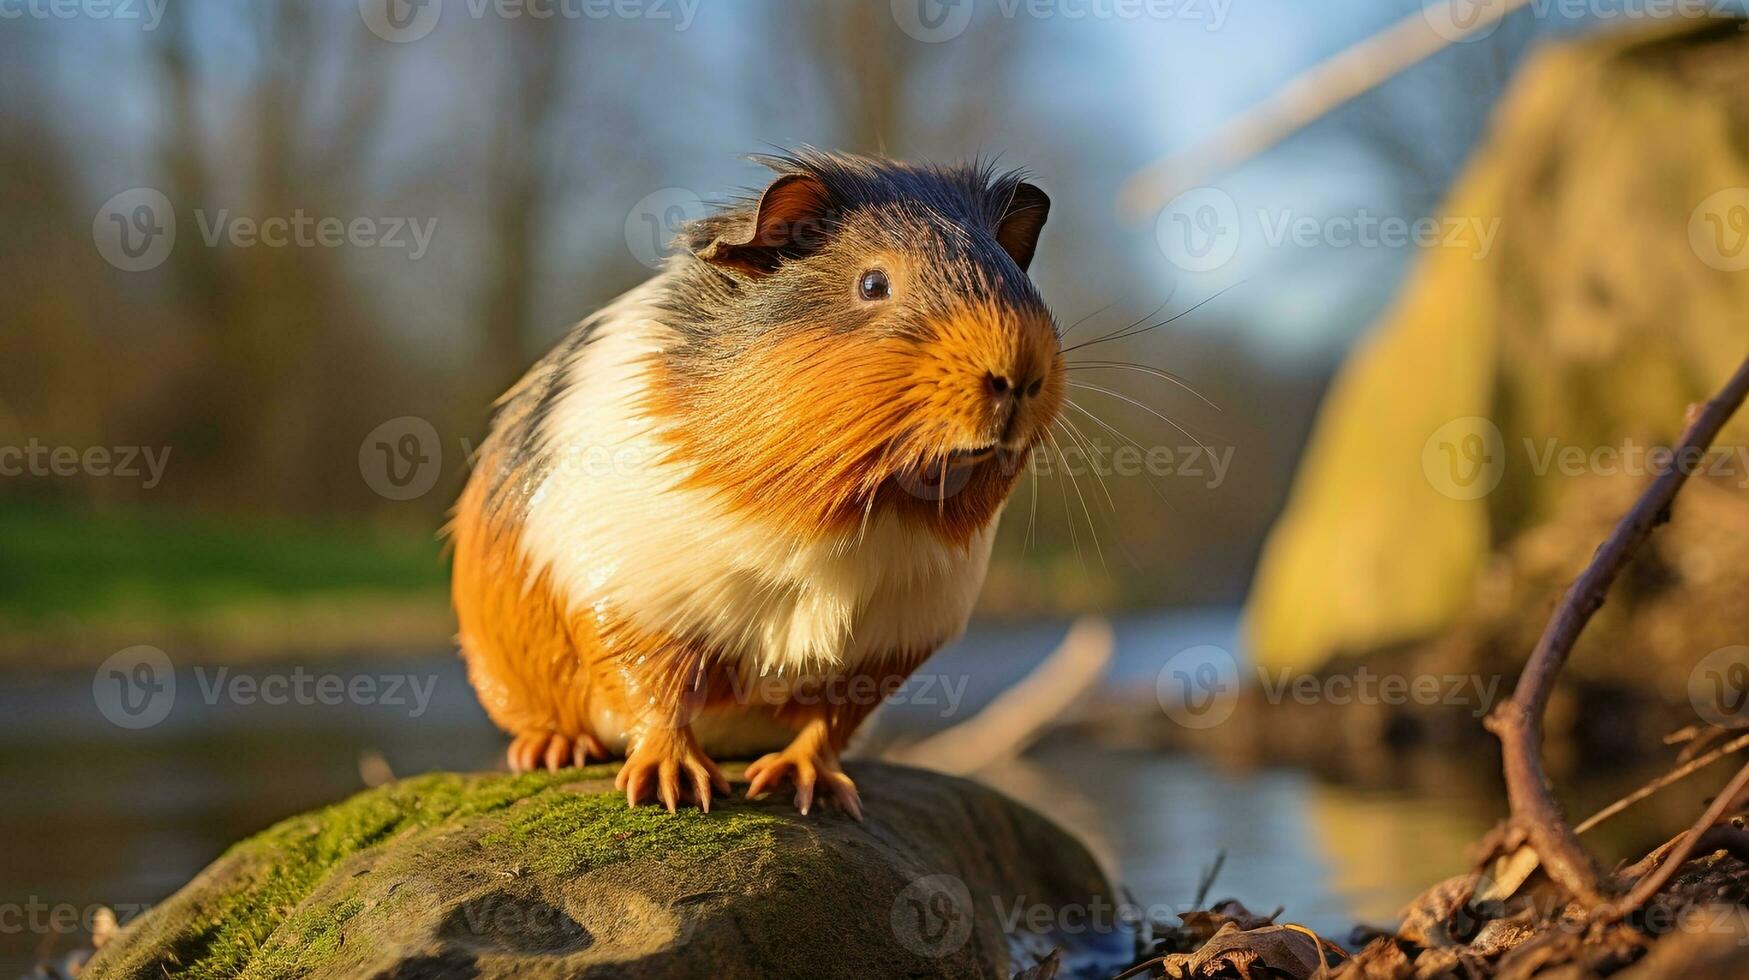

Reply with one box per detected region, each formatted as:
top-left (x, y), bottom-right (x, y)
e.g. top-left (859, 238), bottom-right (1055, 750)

top-left (451, 456), bottom-right (940, 763)
top-left (651, 300), bottom-right (1063, 548)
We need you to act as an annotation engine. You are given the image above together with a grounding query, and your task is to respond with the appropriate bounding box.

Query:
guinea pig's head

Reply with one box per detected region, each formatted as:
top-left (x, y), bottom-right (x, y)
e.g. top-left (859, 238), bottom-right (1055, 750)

top-left (655, 151), bottom-right (1064, 546)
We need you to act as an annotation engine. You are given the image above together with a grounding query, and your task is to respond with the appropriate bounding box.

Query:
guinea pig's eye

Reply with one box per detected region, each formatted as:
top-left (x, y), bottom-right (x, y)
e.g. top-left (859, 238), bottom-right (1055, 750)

top-left (857, 269), bottom-right (891, 302)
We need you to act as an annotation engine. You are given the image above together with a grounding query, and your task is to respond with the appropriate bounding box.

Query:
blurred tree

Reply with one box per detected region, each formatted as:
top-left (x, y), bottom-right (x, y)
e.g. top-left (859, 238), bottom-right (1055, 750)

top-left (476, 16), bottom-right (566, 399)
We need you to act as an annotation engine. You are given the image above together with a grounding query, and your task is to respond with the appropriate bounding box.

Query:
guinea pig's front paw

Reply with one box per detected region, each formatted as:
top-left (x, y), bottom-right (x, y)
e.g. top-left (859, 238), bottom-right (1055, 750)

top-left (506, 730), bottom-right (608, 773)
top-left (745, 747), bottom-right (862, 821)
top-left (615, 726), bottom-right (731, 814)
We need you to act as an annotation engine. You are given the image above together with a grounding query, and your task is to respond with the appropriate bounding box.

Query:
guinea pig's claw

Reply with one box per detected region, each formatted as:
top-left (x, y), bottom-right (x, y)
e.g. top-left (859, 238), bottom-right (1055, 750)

top-left (507, 731), bottom-right (568, 774)
top-left (615, 731), bottom-right (726, 813)
top-left (745, 750), bottom-right (863, 821)
top-left (543, 735), bottom-right (573, 772)
top-left (658, 759), bottom-right (683, 813)
top-left (575, 733), bottom-right (608, 767)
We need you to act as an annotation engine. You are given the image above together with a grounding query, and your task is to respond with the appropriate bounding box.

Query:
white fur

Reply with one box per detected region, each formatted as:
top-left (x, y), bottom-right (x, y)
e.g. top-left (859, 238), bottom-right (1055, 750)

top-left (518, 281), bottom-right (997, 687)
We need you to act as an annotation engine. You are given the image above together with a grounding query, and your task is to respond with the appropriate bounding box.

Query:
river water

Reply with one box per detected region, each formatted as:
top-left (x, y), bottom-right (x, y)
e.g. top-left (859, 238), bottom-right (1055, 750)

top-left (0, 608), bottom-right (1691, 976)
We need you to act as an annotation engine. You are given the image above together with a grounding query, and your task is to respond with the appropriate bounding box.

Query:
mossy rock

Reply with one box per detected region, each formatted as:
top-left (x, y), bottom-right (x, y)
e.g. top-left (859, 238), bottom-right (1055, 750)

top-left (82, 761), bottom-right (1130, 979)
top-left (1246, 17), bottom-right (1749, 673)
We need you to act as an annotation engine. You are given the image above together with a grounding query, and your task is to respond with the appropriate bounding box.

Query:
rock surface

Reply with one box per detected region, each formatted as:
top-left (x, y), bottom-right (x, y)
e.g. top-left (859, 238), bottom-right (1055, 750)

top-left (1246, 17), bottom-right (1749, 675)
top-left (82, 761), bottom-right (1131, 980)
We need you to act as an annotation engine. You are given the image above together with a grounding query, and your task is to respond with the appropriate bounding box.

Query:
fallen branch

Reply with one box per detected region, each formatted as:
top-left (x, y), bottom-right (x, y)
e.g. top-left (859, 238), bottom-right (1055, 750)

top-left (884, 617), bottom-right (1113, 775)
top-left (1617, 759), bottom-right (1749, 915)
top-left (1484, 352), bottom-right (1749, 905)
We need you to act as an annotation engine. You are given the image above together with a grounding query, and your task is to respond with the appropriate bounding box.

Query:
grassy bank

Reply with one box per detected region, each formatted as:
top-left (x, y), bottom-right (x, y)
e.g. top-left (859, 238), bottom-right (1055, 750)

top-left (0, 502), bottom-right (453, 667)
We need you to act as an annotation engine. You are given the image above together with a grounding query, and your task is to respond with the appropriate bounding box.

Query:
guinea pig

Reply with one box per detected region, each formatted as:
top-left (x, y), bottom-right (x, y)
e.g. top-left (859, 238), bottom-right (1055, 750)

top-left (448, 150), bottom-right (1064, 818)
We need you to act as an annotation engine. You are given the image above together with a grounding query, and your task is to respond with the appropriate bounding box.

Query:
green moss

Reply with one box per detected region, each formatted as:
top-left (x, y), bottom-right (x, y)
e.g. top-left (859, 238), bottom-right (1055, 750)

top-left (135, 768), bottom-right (781, 980)
top-left (483, 783), bottom-right (785, 875)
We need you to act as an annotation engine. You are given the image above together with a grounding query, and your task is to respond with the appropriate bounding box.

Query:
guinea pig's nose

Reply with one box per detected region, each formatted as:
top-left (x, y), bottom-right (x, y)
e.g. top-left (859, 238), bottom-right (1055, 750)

top-left (985, 372), bottom-right (1016, 397)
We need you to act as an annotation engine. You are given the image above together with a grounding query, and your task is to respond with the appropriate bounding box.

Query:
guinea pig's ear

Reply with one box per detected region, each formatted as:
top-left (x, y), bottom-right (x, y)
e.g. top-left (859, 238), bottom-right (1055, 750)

top-left (695, 174), bottom-right (833, 277)
top-left (995, 182), bottom-right (1050, 272)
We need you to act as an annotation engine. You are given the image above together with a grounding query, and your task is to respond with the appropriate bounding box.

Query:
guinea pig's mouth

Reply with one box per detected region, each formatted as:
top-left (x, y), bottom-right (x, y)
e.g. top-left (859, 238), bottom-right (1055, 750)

top-left (903, 443), bottom-right (1021, 491)
top-left (946, 443), bottom-right (999, 469)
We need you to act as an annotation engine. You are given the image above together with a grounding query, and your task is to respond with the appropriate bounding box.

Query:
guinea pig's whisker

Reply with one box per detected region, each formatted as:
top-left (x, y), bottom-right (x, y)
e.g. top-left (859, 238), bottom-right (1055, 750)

top-left (1025, 460), bottom-right (1039, 552)
top-left (1041, 430), bottom-right (1082, 570)
top-left (1061, 294), bottom-right (1175, 352)
top-left (1045, 428), bottom-right (1106, 574)
top-left (1063, 399), bottom-right (1177, 513)
top-left (1056, 415), bottom-right (1116, 513)
top-left (1065, 361), bottom-right (1220, 412)
top-left (1057, 299), bottom-right (1122, 343)
top-left (1067, 381), bottom-right (1214, 458)
top-left (1059, 283), bottom-right (1240, 356)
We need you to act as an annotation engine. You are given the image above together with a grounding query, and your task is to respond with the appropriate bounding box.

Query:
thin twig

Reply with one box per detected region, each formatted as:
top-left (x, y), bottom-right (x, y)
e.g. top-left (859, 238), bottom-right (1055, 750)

top-left (1617, 760), bottom-right (1749, 915)
top-left (1616, 824), bottom-right (1749, 884)
top-left (1192, 850), bottom-right (1227, 910)
top-left (1574, 732), bottom-right (1749, 835)
top-left (1484, 352), bottom-right (1749, 905)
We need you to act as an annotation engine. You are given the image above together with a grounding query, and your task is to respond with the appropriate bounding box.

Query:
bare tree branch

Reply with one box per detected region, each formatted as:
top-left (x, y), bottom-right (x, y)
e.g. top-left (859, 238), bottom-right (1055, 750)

top-left (1484, 351), bottom-right (1749, 905)
top-left (1117, 0), bottom-right (1537, 217)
